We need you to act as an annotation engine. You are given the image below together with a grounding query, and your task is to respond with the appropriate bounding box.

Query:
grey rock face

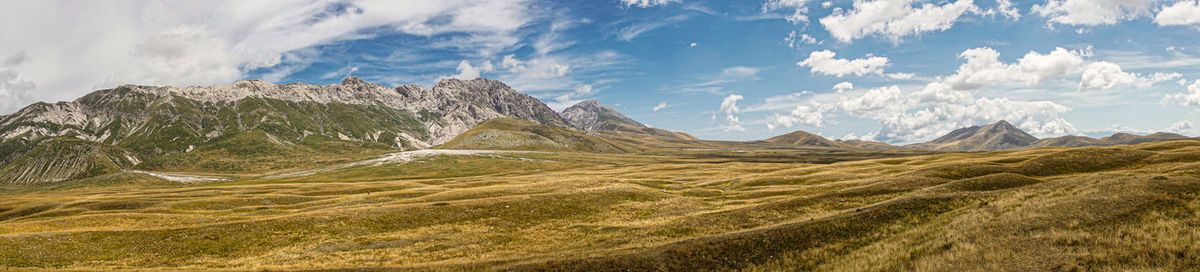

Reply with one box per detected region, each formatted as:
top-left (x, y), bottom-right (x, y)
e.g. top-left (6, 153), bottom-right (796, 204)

top-left (561, 100), bottom-right (644, 132)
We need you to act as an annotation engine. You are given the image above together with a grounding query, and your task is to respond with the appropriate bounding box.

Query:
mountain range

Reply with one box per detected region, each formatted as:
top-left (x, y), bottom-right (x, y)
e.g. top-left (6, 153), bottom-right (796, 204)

top-left (0, 77), bottom-right (1192, 184)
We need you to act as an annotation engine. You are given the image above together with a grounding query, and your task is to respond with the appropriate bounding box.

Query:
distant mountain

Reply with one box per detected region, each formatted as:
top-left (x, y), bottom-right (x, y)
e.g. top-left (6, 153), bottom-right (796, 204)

top-left (913, 121), bottom-right (1191, 151)
top-left (558, 100), bottom-right (703, 150)
top-left (1030, 135), bottom-right (1104, 148)
top-left (439, 118), bottom-right (630, 153)
top-left (835, 139), bottom-right (904, 150)
top-left (763, 130), bottom-right (841, 148)
top-left (0, 77), bottom-right (569, 183)
top-left (1100, 132), bottom-right (1189, 145)
top-left (907, 120), bottom-right (1038, 151)
top-left (561, 100), bottom-right (644, 132)
top-left (760, 130), bottom-right (901, 150)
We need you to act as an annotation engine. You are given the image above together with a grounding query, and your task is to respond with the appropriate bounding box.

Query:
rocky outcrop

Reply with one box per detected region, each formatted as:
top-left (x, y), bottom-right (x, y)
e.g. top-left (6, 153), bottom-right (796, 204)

top-left (561, 100), bottom-right (644, 132)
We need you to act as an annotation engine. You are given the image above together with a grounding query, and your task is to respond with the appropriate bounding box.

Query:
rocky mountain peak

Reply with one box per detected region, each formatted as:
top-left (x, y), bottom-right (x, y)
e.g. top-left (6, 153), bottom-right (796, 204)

top-left (341, 76), bottom-right (369, 86)
top-left (562, 100), bottom-right (644, 132)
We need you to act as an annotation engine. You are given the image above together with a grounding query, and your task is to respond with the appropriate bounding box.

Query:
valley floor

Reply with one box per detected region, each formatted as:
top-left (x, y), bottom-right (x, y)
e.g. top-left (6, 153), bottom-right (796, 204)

top-left (2, 141), bottom-right (1200, 271)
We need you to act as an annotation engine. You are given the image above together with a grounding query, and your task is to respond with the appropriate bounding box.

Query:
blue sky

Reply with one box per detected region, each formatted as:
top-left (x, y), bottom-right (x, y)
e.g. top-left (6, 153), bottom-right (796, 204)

top-left (3, 0), bottom-right (1200, 143)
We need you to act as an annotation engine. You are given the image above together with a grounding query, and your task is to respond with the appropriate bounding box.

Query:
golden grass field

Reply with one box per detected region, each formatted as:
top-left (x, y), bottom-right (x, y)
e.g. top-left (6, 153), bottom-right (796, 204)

top-left (2, 140), bottom-right (1199, 271)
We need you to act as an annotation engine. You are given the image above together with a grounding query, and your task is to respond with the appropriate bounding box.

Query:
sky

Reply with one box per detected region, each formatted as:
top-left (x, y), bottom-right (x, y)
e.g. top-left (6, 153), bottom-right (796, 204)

top-left (2, 0), bottom-right (1200, 143)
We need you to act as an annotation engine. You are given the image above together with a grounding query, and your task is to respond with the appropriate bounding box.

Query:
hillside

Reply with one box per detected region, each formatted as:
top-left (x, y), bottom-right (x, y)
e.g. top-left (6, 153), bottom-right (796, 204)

top-left (836, 139), bottom-right (905, 150)
top-left (1100, 132), bottom-right (1189, 145)
top-left (3, 139), bottom-right (1198, 270)
top-left (0, 137), bottom-right (140, 184)
top-left (1031, 135), bottom-right (1104, 148)
top-left (763, 130), bottom-right (842, 148)
top-left (0, 77), bottom-right (572, 181)
top-left (908, 120), bottom-right (1038, 151)
top-left (438, 118), bottom-right (631, 153)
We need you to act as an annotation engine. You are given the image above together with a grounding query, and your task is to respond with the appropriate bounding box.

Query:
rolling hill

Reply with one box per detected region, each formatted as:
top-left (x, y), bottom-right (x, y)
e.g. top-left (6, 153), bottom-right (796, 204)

top-left (438, 118), bottom-right (631, 153)
top-left (763, 130), bottom-right (842, 148)
top-left (907, 120), bottom-right (1038, 151)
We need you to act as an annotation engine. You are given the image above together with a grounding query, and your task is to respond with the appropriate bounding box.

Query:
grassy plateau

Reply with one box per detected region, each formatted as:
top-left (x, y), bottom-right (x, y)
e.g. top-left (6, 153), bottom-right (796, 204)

top-left (1, 140), bottom-right (1199, 271)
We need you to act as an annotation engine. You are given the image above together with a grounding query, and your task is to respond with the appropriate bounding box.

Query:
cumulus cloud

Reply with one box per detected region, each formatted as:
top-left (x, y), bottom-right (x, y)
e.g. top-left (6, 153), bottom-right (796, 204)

top-left (1078, 61), bottom-right (1180, 90)
top-left (797, 50), bottom-right (890, 77)
top-left (746, 80), bottom-right (1077, 143)
top-left (833, 81), bottom-right (854, 93)
top-left (621, 0), bottom-right (681, 8)
top-left (1163, 120), bottom-right (1195, 134)
top-left (449, 60), bottom-right (496, 80)
top-left (1163, 79), bottom-right (1200, 106)
top-left (0, 0), bottom-right (538, 108)
top-left (942, 47), bottom-right (1086, 90)
top-left (718, 94), bottom-right (745, 132)
top-left (818, 0), bottom-right (977, 43)
top-left (767, 105), bottom-right (825, 130)
top-left (1032, 0), bottom-right (1154, 26)
top-left (1155, 0), bottom-right (1200, 26)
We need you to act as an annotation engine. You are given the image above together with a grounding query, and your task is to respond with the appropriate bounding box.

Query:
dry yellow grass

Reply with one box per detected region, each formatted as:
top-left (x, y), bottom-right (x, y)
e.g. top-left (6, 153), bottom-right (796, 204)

top-left (1, 140), bottom-right (1198, 271)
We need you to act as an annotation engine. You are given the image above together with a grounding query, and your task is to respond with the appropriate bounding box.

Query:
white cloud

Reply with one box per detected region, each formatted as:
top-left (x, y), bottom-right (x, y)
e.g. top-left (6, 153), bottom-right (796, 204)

top-left (762, 0), bottom-right (812, 24)
top-left (837, 85), bottom-right (906, 120)
top-left (718, 94), bottom-right (745, 132)
top-left (499, 53), bottom-right (568, 82)
top-left (654, 102), bottom-right (669, 112)
top-left (1164, 79), bottom-right (1200, 106)
top-left (449, 60), bottom-right (495, 80)
top-left (1078, 61), bottom-right (1180, 90)
top-left (767, 105), bottom-right (825, 130)
top-left (886, 72), bottom-right (915, 79)
top-left (818, 0), bottom-right (977, 43)
top-left (0, 52), bottom-right (35, 114)
top-left (840, 131), bottom-right (879, 141)
top-left (616, 15), bottom-right (689, 41)
top-left (943, 47), bottom-right (1086, 90)
top-left (690, 42), bottom-right (698, 47)
top-left (546, 84), bottom-right (596, 111)
top-left (1155, 0), bottom-right (1200, 26)
top-left (621, 0), bottom-right (682, 8)
top-left (785, 31), bottom-right (819, 48)
top-left (1163, 120), bottom-right (1195, 135)
top-left (745, 81), bottom-right (1077, 143)
top-left (720, 66), bottom-right (760, 79)
top-left (797, 50), bottom-right (890, 77)
top-left (833, 81), bottom-right (854, 93)
top-left (0, 0), bottom-right (538, 109)
top-left (983, 0), bottom-right (1021, 21)
top-left (1032, 0), bottom-right (1154, 26)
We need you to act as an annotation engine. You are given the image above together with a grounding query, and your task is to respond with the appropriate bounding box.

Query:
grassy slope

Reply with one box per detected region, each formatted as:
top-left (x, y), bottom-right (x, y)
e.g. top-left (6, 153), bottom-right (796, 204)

top-left (439, 118), bottom-right (632, 153)
top-left (0, 137), bottom-right (140, 185)
top-left (0, 140), bottom-right (1198, 270)
top-left (136, 130), bottom-right (394, 175)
